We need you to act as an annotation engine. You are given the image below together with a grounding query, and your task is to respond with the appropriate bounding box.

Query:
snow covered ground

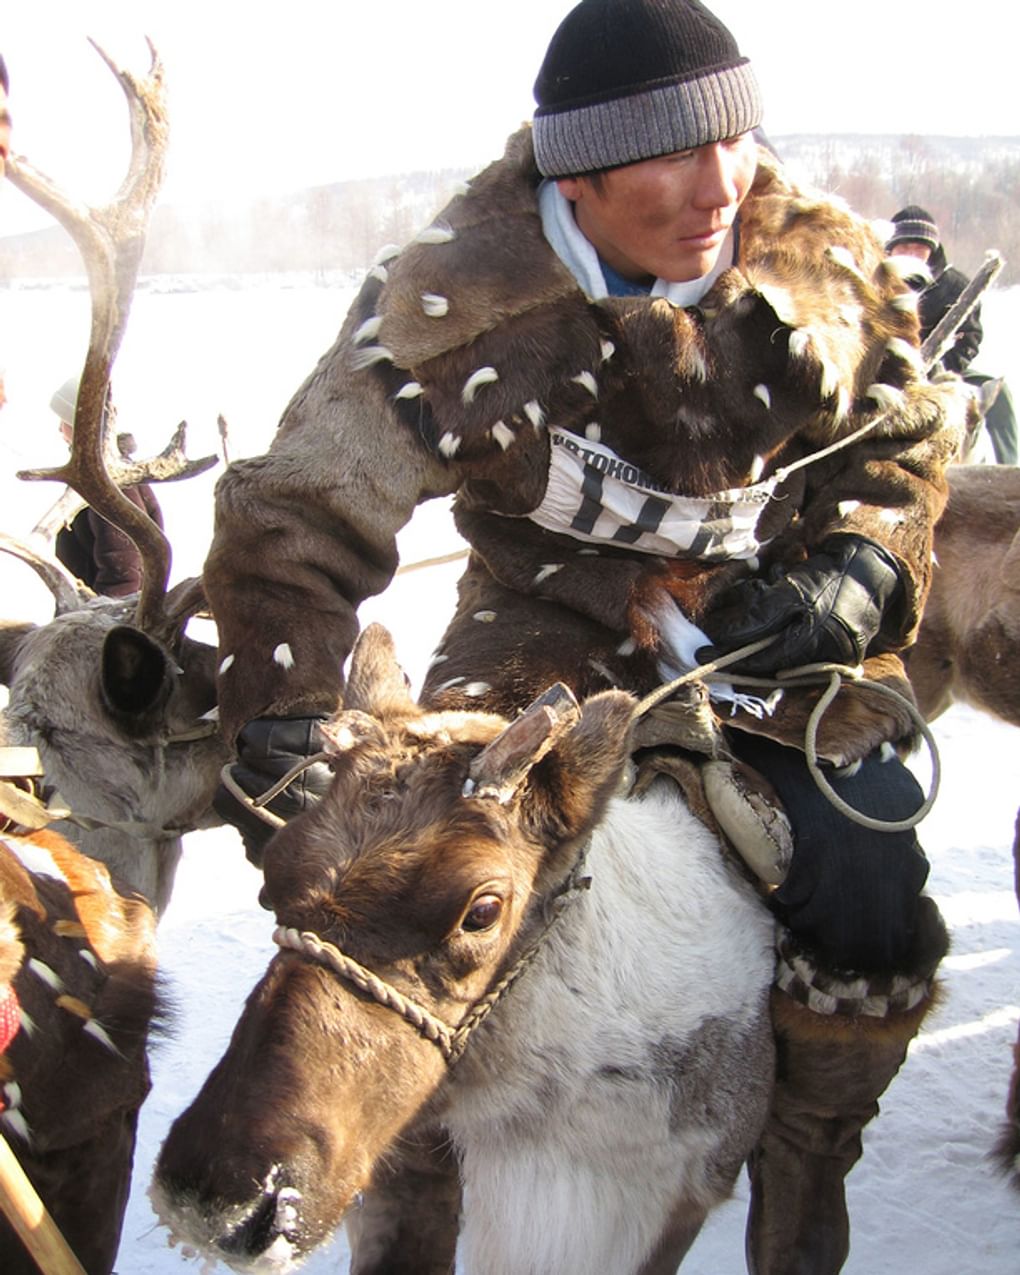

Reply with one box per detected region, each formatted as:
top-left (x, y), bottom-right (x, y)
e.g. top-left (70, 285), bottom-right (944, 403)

top-left (0, 278), bottom-right (1018, 1273)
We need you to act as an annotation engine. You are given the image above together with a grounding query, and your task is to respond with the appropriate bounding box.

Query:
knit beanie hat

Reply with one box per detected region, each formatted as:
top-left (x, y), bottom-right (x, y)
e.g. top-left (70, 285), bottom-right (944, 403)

top-left (886, 206), bottom-right (940, 253)
top-left (50, 376), bottom-right (80, 423)
top-left (532, 0), bottom-right (762, 178)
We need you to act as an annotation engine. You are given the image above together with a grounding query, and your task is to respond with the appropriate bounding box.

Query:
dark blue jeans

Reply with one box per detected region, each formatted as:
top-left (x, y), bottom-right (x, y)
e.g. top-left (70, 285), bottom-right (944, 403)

top-left (730, 733), bottom-right (932, 976)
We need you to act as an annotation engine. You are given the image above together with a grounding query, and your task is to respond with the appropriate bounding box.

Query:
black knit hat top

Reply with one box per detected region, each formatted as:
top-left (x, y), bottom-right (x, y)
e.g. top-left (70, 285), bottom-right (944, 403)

top-left (886, 205), bottom-right (941, 253)
top-left (532, 0), bottom-right (761, 178)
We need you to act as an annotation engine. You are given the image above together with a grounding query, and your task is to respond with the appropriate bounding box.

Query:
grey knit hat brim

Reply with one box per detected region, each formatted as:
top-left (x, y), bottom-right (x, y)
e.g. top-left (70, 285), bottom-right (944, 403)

top-left (533, 60), bottom-right (761, 178)
top-left (886, 217), bottom-right (940, 252)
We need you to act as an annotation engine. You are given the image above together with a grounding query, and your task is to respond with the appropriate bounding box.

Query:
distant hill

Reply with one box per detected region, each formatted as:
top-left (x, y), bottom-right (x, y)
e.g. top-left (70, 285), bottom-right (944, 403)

top-left (2, 135), bottom-right (1018, 285)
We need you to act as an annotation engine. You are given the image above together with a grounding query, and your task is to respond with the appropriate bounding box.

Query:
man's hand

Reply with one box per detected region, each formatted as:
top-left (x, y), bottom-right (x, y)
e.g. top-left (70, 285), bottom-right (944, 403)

top-left (213, 716), bottom-right (334, 866)
top-left (697, 536), bottom-right (905, 676)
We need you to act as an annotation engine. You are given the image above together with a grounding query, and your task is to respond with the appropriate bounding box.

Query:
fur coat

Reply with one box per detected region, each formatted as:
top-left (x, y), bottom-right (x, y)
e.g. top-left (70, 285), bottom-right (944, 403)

top-left (205, 128), bottom-right (966, 763)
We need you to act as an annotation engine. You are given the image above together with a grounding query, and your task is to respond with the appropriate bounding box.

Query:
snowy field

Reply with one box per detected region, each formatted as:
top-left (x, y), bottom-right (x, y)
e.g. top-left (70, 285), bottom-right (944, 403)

top-left (0, 277), bottom-right (1018, 1273)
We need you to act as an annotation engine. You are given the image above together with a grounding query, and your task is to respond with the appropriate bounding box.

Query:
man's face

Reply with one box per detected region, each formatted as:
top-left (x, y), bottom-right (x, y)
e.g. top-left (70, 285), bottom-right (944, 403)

top-left (0, 81), bottom-right (10, 179)
top-left (889, 241), bottom-right (932, 264)
top-left (557, 133), bottom-right (758, 284)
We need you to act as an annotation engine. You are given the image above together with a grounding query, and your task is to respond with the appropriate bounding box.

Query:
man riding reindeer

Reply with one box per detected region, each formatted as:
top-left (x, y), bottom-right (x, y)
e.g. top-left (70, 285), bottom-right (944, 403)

top-left (207, 2), bottom-right (967, 1270)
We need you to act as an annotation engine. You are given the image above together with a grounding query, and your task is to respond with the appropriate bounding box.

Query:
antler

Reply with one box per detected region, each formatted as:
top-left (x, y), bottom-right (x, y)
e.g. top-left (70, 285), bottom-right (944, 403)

top-left (466, 684), bottom-right (581, 803)
top-left (0, 534), bottom-right (96, 615)
top-left (25, 421), bottom-right (219, 543)
top-left (5, 38), bottom-right (213, 640)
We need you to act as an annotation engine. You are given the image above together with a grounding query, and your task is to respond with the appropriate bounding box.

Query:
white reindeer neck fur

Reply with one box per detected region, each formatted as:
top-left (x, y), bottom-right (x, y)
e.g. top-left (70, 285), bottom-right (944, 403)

top-left (445, 779), bottom-right (775, 1275)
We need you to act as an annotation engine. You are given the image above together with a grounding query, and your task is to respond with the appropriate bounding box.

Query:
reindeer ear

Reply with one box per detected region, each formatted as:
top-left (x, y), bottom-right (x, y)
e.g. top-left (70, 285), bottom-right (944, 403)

top-left (521, 689), bottom-right (637, 847)
top-left (101, 625), bottom-right (172, 717)
top-left (467, 685), bottom-right (636, 847)
top-left (343, 623), bottom-right (416, 718)
top-left (0, 622), bottom-right (36, 688)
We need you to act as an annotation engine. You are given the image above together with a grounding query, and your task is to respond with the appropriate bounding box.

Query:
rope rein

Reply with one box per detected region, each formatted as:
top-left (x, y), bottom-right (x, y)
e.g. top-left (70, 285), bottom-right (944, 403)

top-left (274, 842), bottom-right (592, 1065)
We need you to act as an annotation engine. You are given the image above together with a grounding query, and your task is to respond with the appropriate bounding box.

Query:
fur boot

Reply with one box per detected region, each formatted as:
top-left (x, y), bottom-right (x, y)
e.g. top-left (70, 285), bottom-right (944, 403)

top-left (746, 969), bottom-right (938, 1274)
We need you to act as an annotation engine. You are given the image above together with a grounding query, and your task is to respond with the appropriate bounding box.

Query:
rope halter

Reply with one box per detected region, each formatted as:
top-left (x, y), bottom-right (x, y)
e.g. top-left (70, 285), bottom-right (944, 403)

top-left (272, 842), bottom-right (592, 1066)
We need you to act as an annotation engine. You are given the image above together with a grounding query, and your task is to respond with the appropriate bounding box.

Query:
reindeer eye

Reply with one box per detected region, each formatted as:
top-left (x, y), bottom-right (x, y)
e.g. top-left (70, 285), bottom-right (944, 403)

top-left (461, 894), bottom-right (503, 933)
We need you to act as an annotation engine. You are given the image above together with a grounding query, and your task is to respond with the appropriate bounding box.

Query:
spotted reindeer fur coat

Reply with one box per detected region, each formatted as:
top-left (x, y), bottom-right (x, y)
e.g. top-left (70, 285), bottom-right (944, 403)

top-left (206, 127), bottom-right (964, 763)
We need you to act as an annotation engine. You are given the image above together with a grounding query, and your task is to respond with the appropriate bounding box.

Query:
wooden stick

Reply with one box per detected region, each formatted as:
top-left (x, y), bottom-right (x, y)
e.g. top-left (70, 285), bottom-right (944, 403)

top-left (0, 1133), bottom-right (87, 1275)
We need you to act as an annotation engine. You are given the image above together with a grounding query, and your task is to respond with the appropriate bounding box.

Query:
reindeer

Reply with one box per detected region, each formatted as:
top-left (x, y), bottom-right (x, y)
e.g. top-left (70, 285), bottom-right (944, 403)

top-left (904, 463), bottom-right (1020, 1191)
top-left (152, 623), bottom-right (775, 1275)
top-left (1, 40), bottom-right (227, 913)
top-left (0, 823), bottom-right (163, 1274)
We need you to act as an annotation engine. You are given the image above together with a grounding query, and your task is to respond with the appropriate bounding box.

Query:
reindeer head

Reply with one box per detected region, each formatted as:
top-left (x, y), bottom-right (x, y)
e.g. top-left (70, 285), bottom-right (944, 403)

top-left (154, 623), bottom-right (636, 1268)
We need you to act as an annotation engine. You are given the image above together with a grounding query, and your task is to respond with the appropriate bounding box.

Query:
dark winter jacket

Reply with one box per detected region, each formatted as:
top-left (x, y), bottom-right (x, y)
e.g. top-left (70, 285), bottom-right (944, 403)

top-left (917, 246), bottom-right (983, 375)
top-left (205, 129), bottom-right (967, 765)
top-left (56, 484), bottom-right (164, 598)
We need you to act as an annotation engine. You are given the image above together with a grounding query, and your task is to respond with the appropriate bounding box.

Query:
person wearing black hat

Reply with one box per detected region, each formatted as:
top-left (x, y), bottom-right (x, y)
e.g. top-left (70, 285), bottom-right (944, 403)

top-left (886, 205), bottom-right (983, 376)
top-left (204, 3), bottom-right (967, 1270)
top-left (887, 205), bottom-right (1016, 462)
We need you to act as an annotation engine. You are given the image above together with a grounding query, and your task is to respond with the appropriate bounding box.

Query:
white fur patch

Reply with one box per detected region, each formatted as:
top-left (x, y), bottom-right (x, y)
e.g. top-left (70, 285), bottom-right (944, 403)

top-left (837, 500), bottom-right (861, 518)
top-left (371, 243), bottom-right (401, 266)
top-left (878, 508), bottom-right (905, 526)
top-left (5, 839), bottom-right (69, 885)
top-left (421, 292), bottom-right (450, 318)
top-left (600, 340), bottom-right (616, 363)
top-left (524, 400), bottom-right (546, 430)
top-left (415, 222), bottom-right (456, 245)
top-left (753, 383), bottom-right (771, 410)
top-left (885, 338), bottom-right (922, 371)
top-left (571, 371), bottom-right (599, 398)
top-left (394, 381), bottom-right (424, 400)
top-left (617, 637), bottom-right (637, 656)
top-left (350, 345), bottom-right (395, 371)
top-left (826, 244), bottom-right (866, 280)
top-left (273, 643), bottom-right (295, 671)
top-left (585, 423), bottom-right (602, 442)
top-left (434, 676), bottom-right (466, 694)
top-left (491, 421), bottom-right (515, 451)
top-left (749, 455), bottom-right (766, 482)
top-left (462, 367), bottom-right (499, 405)
top-left (462, 682), bottom-right (492, 698)
top-left (83, 1019), bottom-right (123, 1056)
top-left (534, 563), bottom-right (563, 585)
top-left (352, 315), bottom-right (383, 345)
top-left (438, 432), bottom-right (462, 458)
top-left (28, 959), bottom-right (64, 992)
top-left (890, 290), bottom-right (920, 314)
top-left (866, 383), bottom-right (906, 412)
top-left (1, 1108), bottom-right (31, 1144)
top-left (218, 654), bottom-right (234, 675)
top-left (788, 330), bottom-right (811, 361)
top-left (472, 611), bottom-right (497, 623)
top-left (448, 782), bottom-right (774, 1275)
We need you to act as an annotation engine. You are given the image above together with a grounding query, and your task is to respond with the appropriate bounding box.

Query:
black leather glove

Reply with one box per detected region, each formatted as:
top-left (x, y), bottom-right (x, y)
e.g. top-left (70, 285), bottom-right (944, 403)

top-left (697, 536), bottom-right (905, 676)
top-left (213, 716), bottom-right (333, 867)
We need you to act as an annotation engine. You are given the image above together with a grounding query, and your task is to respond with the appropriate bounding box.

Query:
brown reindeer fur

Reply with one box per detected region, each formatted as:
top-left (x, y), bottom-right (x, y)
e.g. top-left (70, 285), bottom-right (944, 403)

top-left (0, 827), bottom-right (161, 1274)
top-left (904, 465), bottom-right (1020, 1190)
top-left (908, 465), bottom-right (1020, 727)
top-left (155, 626), bottom-right (773, 1272)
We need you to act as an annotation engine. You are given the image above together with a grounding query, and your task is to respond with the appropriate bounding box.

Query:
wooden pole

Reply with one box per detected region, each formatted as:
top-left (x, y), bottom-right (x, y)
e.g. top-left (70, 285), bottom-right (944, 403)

top-left (0, 1133), bottom-right (87, 1275)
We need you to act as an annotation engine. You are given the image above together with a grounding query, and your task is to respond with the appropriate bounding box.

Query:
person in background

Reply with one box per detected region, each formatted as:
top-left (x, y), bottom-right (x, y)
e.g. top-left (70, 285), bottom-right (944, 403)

top-left (887, 205), bottom-right (1017, 462)
top-left (206, 2), bottom-right (967, 1270)
top-left (50, 376), bottom-right (164, 598)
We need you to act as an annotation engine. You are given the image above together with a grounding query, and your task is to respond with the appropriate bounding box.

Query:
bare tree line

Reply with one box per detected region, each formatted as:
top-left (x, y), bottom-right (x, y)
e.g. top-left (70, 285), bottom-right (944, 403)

top-left (2, 136), bottom-right (1017, 286)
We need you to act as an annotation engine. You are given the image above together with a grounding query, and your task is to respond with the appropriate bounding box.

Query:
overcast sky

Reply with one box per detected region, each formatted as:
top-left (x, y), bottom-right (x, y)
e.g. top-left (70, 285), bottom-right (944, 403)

top-left (1, 0), bottom-right (1017, 235)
